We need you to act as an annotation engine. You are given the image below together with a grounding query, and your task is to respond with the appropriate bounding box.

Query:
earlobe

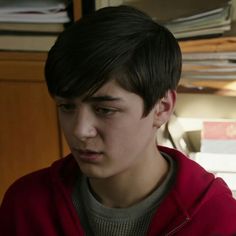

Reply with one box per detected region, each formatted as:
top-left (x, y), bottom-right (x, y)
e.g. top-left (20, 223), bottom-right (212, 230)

top-left (153, 90), bottom-right (176, 128)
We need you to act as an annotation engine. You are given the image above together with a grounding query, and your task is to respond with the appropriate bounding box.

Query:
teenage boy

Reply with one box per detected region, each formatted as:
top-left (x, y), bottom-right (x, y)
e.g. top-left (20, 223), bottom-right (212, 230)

top-left (1, 5), bottom-right (236, 236)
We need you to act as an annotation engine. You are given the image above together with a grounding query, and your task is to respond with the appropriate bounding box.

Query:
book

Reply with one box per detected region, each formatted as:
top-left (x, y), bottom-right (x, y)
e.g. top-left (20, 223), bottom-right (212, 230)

top-left (0, 34), bottom-right (58, 51)
top-left (201, 121), bottom-right (236, 153)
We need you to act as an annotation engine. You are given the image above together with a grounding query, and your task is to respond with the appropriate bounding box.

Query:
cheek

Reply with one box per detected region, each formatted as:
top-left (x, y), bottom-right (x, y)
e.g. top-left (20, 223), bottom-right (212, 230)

top-left (103, 117), bottom-right (155, 156)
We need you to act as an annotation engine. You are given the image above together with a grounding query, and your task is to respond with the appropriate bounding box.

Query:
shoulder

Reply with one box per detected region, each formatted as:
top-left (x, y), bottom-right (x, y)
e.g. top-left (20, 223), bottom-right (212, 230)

top-left (188, 179), bottom-right (236, 234)
top-left (1, 164), bottom-right (54, 211)
top-left (197, 177), bottom-right (236, 218)
top-left (3, 167), bottom-right (51, 203)
top-left (1, 155), bottom-right (77, 208)
top-left (159, 146), bottom-right (236, 229)
top-left (0, 165), bottom-right (53, 233)
top-left (0, 155), bottom-right (82, 235)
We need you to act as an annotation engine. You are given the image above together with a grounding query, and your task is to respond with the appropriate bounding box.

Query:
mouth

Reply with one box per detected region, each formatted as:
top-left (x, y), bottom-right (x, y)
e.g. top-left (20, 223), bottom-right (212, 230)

top-left (73, 148), bottom-right (103, 162)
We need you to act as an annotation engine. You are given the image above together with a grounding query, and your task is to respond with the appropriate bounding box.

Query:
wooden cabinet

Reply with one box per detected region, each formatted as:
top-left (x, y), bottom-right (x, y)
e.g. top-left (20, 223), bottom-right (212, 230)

top-left (0, 52), bottom-right (63, 201)
top-left (0, 0), bottom-right (81, 202)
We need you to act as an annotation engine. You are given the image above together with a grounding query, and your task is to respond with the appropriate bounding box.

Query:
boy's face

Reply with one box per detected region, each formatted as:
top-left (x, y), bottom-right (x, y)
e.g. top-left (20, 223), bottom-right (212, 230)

top-left (55, 80), bottom-right (159, 179)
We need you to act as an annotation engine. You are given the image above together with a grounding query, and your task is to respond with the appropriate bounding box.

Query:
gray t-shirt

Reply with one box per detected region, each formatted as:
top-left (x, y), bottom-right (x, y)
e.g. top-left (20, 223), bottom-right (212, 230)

top-left (72, 152), bottom-right (177, 236)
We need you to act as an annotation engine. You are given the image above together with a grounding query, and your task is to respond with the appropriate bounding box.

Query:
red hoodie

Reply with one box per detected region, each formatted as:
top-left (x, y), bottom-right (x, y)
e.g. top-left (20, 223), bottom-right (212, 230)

top-left (1, 146), bottom-right (236, 235)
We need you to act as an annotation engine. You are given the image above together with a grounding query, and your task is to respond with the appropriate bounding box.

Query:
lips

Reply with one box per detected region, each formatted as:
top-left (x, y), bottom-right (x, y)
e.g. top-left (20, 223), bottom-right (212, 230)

top-left (74, 149), bottom-right (103, 162)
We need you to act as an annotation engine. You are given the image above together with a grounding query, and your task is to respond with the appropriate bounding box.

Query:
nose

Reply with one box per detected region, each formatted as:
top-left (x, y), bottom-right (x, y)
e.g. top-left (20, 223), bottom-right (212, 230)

top-left (73, 107), bottom-right (97, 141)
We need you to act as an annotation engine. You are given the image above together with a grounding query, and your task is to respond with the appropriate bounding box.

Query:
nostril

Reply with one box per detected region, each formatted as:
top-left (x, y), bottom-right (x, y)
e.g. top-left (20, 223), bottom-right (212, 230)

top-left (72, 106), bottom-right (98, 140)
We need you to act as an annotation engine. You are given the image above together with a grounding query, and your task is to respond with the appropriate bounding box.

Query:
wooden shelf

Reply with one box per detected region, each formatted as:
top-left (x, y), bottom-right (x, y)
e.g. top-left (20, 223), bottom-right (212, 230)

top-left (178, 79), bottom-right (236, 96)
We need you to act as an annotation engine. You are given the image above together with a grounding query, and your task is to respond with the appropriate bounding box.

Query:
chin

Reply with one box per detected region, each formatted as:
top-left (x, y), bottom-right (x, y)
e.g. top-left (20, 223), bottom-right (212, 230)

top-left (77, 163), bottom-right (108, 179)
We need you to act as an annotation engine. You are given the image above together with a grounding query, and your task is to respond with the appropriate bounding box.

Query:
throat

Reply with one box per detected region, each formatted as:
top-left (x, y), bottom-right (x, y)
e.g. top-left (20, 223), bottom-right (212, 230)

top-left (88, 153), bottom-right (169, 208)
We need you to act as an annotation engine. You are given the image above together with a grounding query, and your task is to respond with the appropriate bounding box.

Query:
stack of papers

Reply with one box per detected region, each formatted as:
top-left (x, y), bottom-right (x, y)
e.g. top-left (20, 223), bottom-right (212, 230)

top-left (121, 0), bottom-right (233, 39)
top-left (0, 0), bottom-right (70, 23)
top-left (165, 4), bottom-right (232, 39)
top-left (0, 0), bottom-right (70, 52)
top-left (180, 37), bottom-right (236, 80)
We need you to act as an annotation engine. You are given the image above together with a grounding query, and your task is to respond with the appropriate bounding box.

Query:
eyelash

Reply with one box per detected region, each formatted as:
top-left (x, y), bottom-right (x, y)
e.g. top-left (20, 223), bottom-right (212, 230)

top-left (57, 104), bottom-right (76, 113)
top-left (57, 103), bottom-right (118, 116)
top-left (94, 106), bottom-right (117, 116)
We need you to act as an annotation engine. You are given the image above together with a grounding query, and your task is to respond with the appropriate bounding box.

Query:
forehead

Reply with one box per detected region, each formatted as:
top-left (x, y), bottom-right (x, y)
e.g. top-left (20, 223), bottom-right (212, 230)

top-left (93, 80), bottom-right (126, 96)
top-left (55, 80), bottom-right (137, 102)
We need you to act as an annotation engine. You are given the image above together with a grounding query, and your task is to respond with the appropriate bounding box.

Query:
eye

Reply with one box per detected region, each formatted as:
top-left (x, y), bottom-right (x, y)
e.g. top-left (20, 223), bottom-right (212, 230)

top-left (94, 106), bottom-right (117, 116)
top-left (57, 103), bottom-right (76, 113)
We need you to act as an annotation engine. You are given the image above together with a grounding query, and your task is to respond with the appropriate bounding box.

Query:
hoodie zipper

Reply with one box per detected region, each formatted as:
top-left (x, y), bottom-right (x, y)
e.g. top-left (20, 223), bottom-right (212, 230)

top-left (165, 217), bottom-right (191, 236)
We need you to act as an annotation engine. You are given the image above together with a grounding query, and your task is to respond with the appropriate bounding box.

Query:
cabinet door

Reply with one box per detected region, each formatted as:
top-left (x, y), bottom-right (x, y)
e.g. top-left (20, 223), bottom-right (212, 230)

top-left (0, 53), bottom-right (61, 202)
top-left (0, 81), bottom-right (60, 201)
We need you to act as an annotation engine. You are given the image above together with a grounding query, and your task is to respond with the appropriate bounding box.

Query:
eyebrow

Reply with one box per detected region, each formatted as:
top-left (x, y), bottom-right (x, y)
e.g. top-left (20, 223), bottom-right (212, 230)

top-left (84, 95), bottom-right (123, 103)
top-left (54, 95), bottom-right (123, 104)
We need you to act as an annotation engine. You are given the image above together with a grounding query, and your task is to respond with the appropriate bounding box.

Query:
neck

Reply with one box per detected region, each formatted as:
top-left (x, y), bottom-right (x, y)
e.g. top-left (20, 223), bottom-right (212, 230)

top-left (88, 148), bottom-right (169, 208)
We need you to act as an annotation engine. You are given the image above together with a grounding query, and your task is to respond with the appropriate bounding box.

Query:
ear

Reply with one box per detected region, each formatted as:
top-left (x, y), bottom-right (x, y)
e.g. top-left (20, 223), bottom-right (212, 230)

top-left (153, 90), bottom-right (176, 128)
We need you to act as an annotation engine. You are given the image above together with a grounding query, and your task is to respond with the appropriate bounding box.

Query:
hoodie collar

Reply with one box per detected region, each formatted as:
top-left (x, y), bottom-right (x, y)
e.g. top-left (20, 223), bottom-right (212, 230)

top-left (147, 146), bottom-right (217, 235)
